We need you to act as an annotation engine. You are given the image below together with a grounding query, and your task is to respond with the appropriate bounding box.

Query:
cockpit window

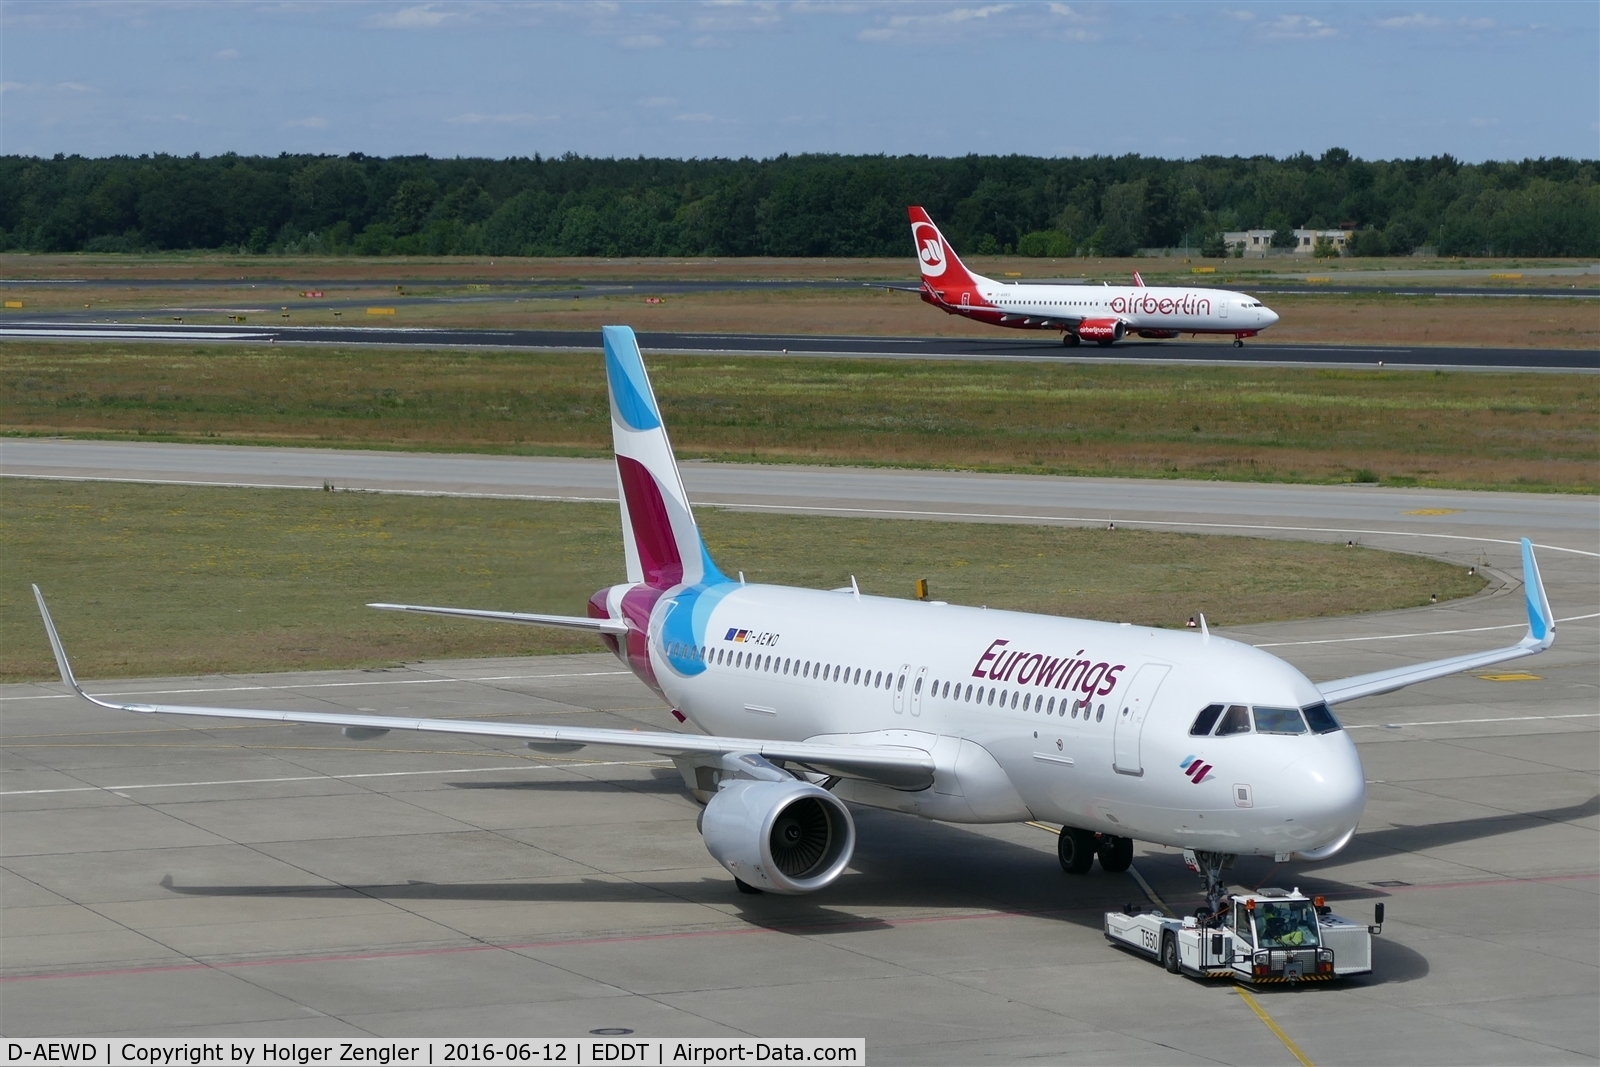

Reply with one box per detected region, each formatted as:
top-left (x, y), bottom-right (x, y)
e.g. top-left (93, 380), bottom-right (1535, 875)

top-left (1253, 706), bottom-right (1308, 734)
top-left (1215, 704), bottom-right (1252, 736)
top-left (1302, 702), bottom-right (1343, 734)
top-left (1189, 704), bottom-right (1224, 736)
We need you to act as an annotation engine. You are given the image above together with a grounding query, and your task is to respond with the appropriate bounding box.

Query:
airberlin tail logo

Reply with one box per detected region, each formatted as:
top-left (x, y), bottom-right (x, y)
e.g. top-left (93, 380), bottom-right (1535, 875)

top-left (913, 223), bottom-right (946, 276)
top-left (1179, 755), bottom-right (1214, 784)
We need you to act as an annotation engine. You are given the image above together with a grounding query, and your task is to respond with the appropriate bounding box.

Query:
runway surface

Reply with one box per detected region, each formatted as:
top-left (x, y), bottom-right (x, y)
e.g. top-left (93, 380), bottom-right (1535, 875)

top-left (2, 448), bottom-right (1596, 1058)
top-left (3, 319), bottom-right (1593, 370)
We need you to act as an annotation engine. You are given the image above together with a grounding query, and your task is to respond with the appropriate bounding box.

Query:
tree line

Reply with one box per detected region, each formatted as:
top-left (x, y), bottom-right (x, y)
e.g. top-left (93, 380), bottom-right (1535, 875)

top-left (1, 149), bottom-right (1594, 258)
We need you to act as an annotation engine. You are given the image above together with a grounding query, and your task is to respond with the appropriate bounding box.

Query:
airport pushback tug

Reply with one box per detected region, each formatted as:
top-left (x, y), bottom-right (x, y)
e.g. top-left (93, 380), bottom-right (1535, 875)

top-left (1105, 872), bottom-right (1382, 984)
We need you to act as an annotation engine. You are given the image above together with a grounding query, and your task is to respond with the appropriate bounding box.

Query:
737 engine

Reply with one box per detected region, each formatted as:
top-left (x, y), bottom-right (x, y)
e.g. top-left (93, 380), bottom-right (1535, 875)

top-left (701, 779), bottom-right (855, 894)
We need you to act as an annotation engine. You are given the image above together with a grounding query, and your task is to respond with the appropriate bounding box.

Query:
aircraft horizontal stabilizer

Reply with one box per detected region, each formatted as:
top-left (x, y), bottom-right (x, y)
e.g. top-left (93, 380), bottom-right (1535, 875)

top-left (1316, 538), bottom-right (1556, 705)
top-left (32, 587), bottom-right (934, 792)
top-left (368, 602), bottom-right (630, 634)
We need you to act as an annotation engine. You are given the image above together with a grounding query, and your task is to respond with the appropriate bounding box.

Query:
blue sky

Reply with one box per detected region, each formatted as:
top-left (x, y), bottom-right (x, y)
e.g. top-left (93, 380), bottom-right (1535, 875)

top-left (2, 1), bottom-right (1595, 162)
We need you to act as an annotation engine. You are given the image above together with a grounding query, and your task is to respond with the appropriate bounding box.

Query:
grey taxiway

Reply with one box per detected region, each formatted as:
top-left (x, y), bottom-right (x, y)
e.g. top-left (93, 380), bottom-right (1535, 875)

top-left (1, 442), bottom-right (1596, 1061)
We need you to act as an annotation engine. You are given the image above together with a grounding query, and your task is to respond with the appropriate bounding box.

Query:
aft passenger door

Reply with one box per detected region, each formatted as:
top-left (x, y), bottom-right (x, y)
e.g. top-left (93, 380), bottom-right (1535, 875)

top-left (1113, 663), bottom-right (1171, 776)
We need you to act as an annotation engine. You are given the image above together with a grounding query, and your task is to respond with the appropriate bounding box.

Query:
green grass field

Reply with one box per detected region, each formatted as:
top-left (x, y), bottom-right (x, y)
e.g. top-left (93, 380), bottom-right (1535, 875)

top-left (3, 342), bottom-right (1594, 491)
top-left (3, 480), bottom-right (1486, 682)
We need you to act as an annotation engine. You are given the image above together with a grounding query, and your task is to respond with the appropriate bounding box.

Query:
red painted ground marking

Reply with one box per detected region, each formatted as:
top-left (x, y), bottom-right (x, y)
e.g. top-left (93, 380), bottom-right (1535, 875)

top-left (0, 905), bottom-right (1094, 984)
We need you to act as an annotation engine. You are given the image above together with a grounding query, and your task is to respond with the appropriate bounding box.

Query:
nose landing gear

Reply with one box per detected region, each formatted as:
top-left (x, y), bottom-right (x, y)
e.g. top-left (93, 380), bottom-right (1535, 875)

top-left (1184, 848), bottom-right (1237, 915)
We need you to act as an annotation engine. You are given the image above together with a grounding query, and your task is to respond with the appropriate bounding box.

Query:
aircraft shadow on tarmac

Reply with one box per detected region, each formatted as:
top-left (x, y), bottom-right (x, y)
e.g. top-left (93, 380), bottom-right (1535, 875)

top-left (152, 794), bottom-right (1592, 985)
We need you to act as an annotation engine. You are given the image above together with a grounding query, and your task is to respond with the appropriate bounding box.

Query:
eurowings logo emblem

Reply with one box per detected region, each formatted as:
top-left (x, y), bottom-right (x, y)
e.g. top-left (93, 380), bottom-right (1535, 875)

top-left (1179, 755), bottom-right (1214, 784)
top-left (913, 223), bottom-right (946, 277)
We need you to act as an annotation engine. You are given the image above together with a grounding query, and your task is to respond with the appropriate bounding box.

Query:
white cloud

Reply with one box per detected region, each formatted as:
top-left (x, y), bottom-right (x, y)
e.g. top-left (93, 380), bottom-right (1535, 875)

top-left (214, 48), bottom-right (240, 60)
top-left (367, 5), bottom-right (454, 30)
top-left (1259, 14), bottom-right (1337, 39)
top-left (620, 33), bottom-right (665, 48)
top-left (286, 116), bottom-right (329, 128)
top-left (447, 112), bottom-right (556, 125)
top-left (1376, 13), bottom-right (1443, 30)
top-left (0, 80), bottom-right (94, 94)
top-left (673, 112), bottom-right (715, 122)
top-left (860, 4), bottom-right (1013, 41)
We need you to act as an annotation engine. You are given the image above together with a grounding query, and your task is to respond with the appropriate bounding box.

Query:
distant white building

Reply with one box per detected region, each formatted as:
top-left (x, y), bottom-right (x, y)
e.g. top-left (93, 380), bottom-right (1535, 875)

top-left (1223, 227), bottom-right (1351, 256)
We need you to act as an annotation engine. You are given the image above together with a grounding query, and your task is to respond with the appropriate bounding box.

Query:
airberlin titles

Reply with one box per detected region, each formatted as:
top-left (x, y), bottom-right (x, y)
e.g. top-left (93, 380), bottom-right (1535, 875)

top-left (1108, 292), bottom-right (1212, 317)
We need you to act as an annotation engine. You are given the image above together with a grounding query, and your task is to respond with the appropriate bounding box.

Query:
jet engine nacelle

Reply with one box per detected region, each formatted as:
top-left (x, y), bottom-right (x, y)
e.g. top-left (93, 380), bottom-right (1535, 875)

top-left (1077, 318), bottom-right (1124, 342)
top-left (700, 778), bottom-right (855, 894)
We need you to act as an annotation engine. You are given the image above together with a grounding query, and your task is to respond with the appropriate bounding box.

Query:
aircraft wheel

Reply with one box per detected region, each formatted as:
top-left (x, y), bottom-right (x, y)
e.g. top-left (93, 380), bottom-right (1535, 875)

top-left (734, 877), bottom-right (764, 895)
top-left (1096, 339), bottom-right (1114, 347)
top-left (1098, 835), bottom-right (1134, 873)
top-left (1162, 932), bottom-right (1182, 974)
top-left (1063, 332), bottom-right (1080, 347)
top-left (1233, 338), bottom-right (1244, 348)
top-left (1058, 826), bottom-right (1095, 874)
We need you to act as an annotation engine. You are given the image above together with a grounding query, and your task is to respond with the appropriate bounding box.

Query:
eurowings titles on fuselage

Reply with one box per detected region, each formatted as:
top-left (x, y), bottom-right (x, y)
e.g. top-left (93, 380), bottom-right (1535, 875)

top-left (908, 206), bottom-right (1281, 348)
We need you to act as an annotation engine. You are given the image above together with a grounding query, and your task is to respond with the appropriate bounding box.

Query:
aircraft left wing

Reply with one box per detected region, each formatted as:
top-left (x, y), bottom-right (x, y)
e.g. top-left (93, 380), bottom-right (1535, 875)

top-left (31, 587), bottom-right (934, 791)
top-left (1316, 538), bottom-right (1555, 706)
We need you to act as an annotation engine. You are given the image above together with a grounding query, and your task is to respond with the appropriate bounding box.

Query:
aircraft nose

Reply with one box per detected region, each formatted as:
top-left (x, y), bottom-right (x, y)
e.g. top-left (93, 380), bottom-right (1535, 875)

top-left (1263, 306), bottom-right (1280, 327)
top-left (1284, 735), bottom-right (1366, 853)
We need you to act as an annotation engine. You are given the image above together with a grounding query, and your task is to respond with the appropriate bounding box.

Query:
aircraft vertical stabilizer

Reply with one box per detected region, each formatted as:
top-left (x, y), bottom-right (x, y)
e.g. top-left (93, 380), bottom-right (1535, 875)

top-left (603, 325), bottom-right (723, 589)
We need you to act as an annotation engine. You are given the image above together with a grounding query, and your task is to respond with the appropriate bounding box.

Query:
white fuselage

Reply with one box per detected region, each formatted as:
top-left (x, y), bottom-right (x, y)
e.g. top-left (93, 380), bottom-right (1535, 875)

top-left (639, 581), bottom-right (1364, 857)
top-left (977, 282), bottom-right (1279, 334)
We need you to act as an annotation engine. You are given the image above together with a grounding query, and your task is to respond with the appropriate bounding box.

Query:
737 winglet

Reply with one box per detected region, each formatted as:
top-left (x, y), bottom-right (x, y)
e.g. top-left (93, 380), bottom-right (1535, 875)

top-left (1316, 538), bottom-right (1556, 706)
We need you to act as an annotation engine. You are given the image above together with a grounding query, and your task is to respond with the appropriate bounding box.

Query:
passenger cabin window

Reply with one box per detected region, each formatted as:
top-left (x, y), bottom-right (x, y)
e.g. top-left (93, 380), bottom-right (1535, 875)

top-left (1302, 702), bottom-right (1343, 734)
top-left (1189, 703), bottom-right (1225, 736)
top-left (1215, 704), bottom-right (1252, 736)
top-left (1253, 706), bottom-right (1308, 734)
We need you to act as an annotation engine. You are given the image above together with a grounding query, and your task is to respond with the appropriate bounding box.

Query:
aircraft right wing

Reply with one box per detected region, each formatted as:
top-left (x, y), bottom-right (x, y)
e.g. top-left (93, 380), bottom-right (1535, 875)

top-left (368, 602), bottom-right (629, 634)
top-left (32, 587), bottom-right (934, 791)
top-left (1316, 538), bottom-right (1556, 706)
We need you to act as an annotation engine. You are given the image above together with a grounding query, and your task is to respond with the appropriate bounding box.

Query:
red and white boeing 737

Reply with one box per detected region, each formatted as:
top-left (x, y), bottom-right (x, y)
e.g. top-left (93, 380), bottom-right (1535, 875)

top-left (34, 326), bottom-right (1555, 911)
top-left (908, 206), bottom-right (1280, 347)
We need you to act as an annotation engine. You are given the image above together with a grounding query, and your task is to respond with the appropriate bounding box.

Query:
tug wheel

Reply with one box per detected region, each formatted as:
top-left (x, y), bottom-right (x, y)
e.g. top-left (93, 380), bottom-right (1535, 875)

top-left (1162, 932), bottom-right (1182, 974)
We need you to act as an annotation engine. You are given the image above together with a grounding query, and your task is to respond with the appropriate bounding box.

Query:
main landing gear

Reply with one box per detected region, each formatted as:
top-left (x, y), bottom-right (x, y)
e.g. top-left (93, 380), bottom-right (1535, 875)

top-left (1058, 827), bottom-right (1134, 875)
top-left (1062, 331), bottom-right (1081, 347)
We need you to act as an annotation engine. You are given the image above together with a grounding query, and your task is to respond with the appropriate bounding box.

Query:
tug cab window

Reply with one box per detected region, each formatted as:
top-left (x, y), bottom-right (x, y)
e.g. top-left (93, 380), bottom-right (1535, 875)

top-left (1189, 704), bottom-right (1225, 736)
top-left (1215, 704), bottom-right (1253, 736)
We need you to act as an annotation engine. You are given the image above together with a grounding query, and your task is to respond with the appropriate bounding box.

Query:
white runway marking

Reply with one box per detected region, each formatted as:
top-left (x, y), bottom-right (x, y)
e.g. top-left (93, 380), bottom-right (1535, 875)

top-left (1255, 611), bottom-right (1600, 647)
top-left (6, 472), bottom-right (1596, 557)
top-left (0, 758), bottom-right (673, 797)
top-left (1346, 712), bottom-right (1598, 730)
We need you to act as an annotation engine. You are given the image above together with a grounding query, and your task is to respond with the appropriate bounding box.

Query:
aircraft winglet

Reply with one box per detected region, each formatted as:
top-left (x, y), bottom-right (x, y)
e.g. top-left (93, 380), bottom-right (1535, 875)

top-left (32, 585), bottom-right (83, 697)
top-left (1520, 536), bottom-right (1555, 650)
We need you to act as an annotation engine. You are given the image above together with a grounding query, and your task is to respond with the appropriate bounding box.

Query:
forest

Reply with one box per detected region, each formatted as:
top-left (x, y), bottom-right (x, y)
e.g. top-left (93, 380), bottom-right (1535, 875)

top-left (1, 149), bottom-right (1594, 258)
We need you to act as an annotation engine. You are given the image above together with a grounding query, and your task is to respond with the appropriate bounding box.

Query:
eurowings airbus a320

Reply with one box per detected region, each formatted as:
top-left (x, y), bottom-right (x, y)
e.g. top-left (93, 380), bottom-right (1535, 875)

top-left (33, 326), bottom-right (1555, 911)
top-left (907, 206), bottom-right (1280, 348)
